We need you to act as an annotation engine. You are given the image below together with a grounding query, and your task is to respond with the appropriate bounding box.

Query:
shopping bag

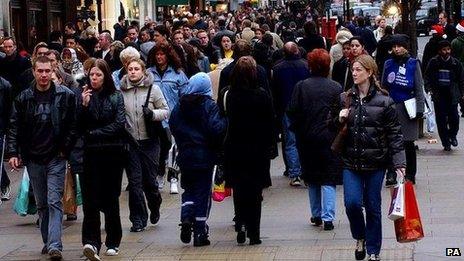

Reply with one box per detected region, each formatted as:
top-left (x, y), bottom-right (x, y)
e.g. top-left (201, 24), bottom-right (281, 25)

top-left (63, 169), bottom-right (77, 215)
top-left (388, 183), bottom-right (405, 221)
top-left (212, 165), bottom-right (231, 202)
top-left (404, 98), bottom-right (417, 119)
top-left (75, 174), bottom-right (82, 206)
top-left (424, 93), bottom-right (436, 133)
top-left (13, 168), bottom-right (37, 216)
top-left (394, 181), bottom-right (425, 243)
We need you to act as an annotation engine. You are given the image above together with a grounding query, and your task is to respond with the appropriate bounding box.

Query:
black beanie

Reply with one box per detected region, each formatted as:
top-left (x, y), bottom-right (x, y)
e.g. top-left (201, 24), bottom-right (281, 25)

top-left (391, 34), bottom-right (409, 49)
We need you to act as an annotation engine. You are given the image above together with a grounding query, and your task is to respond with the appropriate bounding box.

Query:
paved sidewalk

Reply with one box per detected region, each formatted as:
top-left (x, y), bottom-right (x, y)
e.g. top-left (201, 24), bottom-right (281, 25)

top-left (1, 120), bottom-right (464, 260)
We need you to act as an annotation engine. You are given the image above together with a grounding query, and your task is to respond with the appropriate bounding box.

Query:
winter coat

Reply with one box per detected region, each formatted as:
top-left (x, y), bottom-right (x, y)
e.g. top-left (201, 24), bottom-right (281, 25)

top-left (7, 83), bottom-right (77, 160)
top-left (422, 35), bottom-right (444, 72)
top-left (381, 55), bottom-right (425, 141)
top-left (451, 35), bottom-right (464, 65)
top-left (332, 57), bottom-right (353, 91)
top-left (329, 30), bottom-right (353, 66)
top-left (223, 86), bottom-right (276, 189)
top-left (424, 55), bottom-right (464, 105)
top-left (375, 34), bottom-right (393, 74)
top-left (140, 42), bottom-right (155, 61)
top-left (0, 52), bottom-right (32, 98)
top-left (339, 85), bottom-right (406, 171)
top-left (112, 68), bottom-right (125, 90)
top-left (354, 26), bottom-right (377, 55)
top-left (169, 72), bottom-right (227, 170)
top-left (297, 34), bottom-right (326, 53)
top-left (0, 77), bottom-right (12, 136)
top-left (120, 73), bottom-right (170, 141)
top-left (78, 91), bottom-right (127, 150)
top-left (287, 77), bottom-right (343, 185)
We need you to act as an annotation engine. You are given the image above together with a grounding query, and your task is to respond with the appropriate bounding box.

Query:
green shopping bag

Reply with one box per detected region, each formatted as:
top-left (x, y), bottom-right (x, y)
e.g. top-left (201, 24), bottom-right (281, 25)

top-left (13, 168), bottom-right (37, 216)
top-left (75, 174), bottom-right (82, 206)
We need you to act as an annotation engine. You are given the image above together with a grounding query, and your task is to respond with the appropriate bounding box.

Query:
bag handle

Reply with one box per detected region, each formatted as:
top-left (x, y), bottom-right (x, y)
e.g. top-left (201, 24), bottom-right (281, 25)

top-left (144, 76), bottom-right (153, 108)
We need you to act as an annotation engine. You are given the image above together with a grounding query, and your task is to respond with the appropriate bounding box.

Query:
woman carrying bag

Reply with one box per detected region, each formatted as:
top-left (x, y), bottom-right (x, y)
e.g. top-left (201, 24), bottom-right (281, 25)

top-left (120, 58), bottom-right (169, 232)
top-left (337, 55), bottom-right (406, 261)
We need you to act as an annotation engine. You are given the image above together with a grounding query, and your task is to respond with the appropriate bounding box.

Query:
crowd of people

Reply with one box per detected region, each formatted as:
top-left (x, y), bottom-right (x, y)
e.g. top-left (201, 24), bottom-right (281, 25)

top-left (0, 5), bottom-right (464, 261)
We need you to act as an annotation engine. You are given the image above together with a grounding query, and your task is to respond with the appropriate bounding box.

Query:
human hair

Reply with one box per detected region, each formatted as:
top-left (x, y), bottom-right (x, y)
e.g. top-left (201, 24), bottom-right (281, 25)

top-left (307, 48), bottom-right (330, 77)
top-left (127, 25), bottom-right (139, 33)
top-left (154, 25), bottom-right (170, 38)
top-left (384, 25), bottom-right (393, 35)
top-left (118, 15), bottom-right (125, 22)
top-left (46, 49), bottom-right (61, 61)
top-left (83, 57), bottom-right (97, 73)
top-left (172, 29), bottom-right (184, 39)
top-left (64, 35), bottom-right (79, 43)
top-left (140, 27), bottom-right (154, 39)
top-left (232, 39), bottom-right (252, 59)
top-left (196, 29), bottom-right (207, 36)
top-left (119, 46), bottom-right (141, 65)
top-left (50, 30), bottom-right (62, 42)
top-left (32, 42), bottom-right (49, 58)
top-left (440, 11), bottom-right (448, 18)
top-left (353, 54), bottom-right (387, 95)
top-left (148, 42), bottom-right (183, 72)
top-left (231, 56), bottom-right (257, 90)
top-left (64, 22), bottom-right (76, 31)
top-left (100, 32), bottom-right (113, 42)
top-left (32, 55), bottom-right (52, 69)
top-left (262, 33), bottom-right (273, 46)
top-left (261, 24), bottom-right (270, 31)
top-left (125, 58), bottom-right (147, 72)
top-left (2, 36), bottom-right (16, 45)
top-left (349, 36), bottom-right (365, 47)
top-left (303, 21), bottom-right (317, 35)
top-left (357, 16), bottom-right (365, 27)
top-left (242, 19), bottom-right (252, 28)
top-left (89, 59), bottom-right (116, 96)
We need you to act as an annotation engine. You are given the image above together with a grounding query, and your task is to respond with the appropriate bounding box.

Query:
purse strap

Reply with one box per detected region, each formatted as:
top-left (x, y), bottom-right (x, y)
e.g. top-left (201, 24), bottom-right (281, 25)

top-left (144, 78), bottom-right (153, 107)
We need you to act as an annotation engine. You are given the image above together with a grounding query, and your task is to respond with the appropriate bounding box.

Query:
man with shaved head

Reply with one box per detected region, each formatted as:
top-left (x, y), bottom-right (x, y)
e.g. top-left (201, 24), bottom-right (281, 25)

top-left (271, 41), bottom-right (310, 186)
top-left (94, 32), bottom-right (120, 71)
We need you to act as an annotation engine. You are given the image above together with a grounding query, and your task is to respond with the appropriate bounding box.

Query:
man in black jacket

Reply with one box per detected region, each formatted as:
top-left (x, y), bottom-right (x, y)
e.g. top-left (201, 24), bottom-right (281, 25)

top-left (354, 17), bottom-right (377, 55)
top-left (197, 30), bottom-right (219, 65)
top-left (0, 76), bottom-right (12, 202)
top-left (0, 37), bottom-right (32, 98)
top-left (7, 56), bottom-right (76, 260)
top-left (424, 40), bottom-right (464, 151)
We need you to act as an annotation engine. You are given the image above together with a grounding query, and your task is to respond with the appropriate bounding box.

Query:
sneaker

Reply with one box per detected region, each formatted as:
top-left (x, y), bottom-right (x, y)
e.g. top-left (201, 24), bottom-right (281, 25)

top-left (66, 214), bottom-right (77, 221)
top-left (385, 177), bottom-right (397, 188)
top-left (48, 249), bottom-right (62, 260)
top-left (249, 238), bottom-right (262, 245)
top-left (193, 233), bottom-right (210, 247)
top-left (310, 217), bottom-right (322, 226)
top-left (105, 248), bottom-right (119, 256)
top-left (444, 146), bottom-right (452, 151)
top-left (157, 175), bottom-right (165, 190)
top-left (1, 186), bottom-right (11, 201)
top-left (170, 178), bottom-right (179, 194)
top-left (83, 244), bottom-right (101, 261)
top-left (368, 254), bottom-right (381, 260)
top-left (355, 239), bottom-right (366, 260)
top-left (323, 221), bottom-right (334, 231)
top-left (150, 208), bottom-right (160, 225)
top-left (180, 221), bottom-right (192, 243)
top-left (130, 225), bottom-right (145, 232)
top-left (289, 177), bottom-right (301, 187)
top-left (450, 137), bottom-right (458, 147)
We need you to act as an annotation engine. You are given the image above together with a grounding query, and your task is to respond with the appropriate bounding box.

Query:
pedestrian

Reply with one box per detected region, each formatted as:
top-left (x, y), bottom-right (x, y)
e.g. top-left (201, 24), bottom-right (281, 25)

top-left (287, 48), bottom-right (343, 230)
top-left (329, 29), bottom-right (353, 70)
top-left (120, 58), bottom-right (169, 232)
top-left (373, 17), bottom-right (386, 42)
top-left (422, 25), bottom-right (445, 73)
top-left (114, 16), bottom-right (127, 42)
top-left (61, 48), bottom-right (84, 78)
top-left (375, 26), bottom-right (393, 74)
top-left (79, 59), bottom-right (127, 260)
top-left (169, 72), bottom-right (227, 247)
top-left (332, 36), bottom-right (368, 91)
top-left (111, 46), bottom-right (141, 90)
top-left (297, 21), bottom-right (325, 53)
top-left (224, 56), bottom-right (276, 245)
top-left (381, 34), bottom-right (425, 185)
top-left (211, 34), bottom-right (234, 71)
top-left (338, 54), bottom-right (406, 261)
top-left (0, 37), bottom-right (32, 98)
top-left (148, 42), bottom-right (189, 193)
top-left (451, 20), bottom-right (464, 117)
top-left (7, 55), bottom-right (77, 260)
top-left (424, 40), bottom-right (464, 150)
top-left (271, 42), bottom-right (310, 185)
top-left (354, 17), bottom-right (377, 55)
top-left (0, 75), bottom-right (12, 203)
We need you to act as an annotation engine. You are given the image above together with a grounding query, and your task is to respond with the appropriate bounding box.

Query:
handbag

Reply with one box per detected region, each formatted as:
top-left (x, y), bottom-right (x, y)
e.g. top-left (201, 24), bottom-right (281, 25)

top-left (143, 83), bottom-right (164, 139)
top-left (388, 182), bottom-right (405, 221)
top-left (212, 164), bottom-right (231, 202)
top-left (13, 168), bottom-right (37, 216)
top-left (331, 91), bottom-right (352, 153)
top-left (394, 181), bottom-right (425, 243)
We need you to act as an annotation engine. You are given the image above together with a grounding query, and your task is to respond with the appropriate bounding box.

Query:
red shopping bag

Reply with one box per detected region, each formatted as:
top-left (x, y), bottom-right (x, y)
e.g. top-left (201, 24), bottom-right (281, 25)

top-left (394, 181), bottom-right (424, 243)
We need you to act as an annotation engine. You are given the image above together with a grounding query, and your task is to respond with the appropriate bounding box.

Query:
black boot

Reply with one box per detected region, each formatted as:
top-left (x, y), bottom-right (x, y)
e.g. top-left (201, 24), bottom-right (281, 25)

top-left (193, 233), bottom-right (210, 247)
top-left (179, 221), bottom-right (192, 244)
top-left (236, 225), bottom-right (246, 244)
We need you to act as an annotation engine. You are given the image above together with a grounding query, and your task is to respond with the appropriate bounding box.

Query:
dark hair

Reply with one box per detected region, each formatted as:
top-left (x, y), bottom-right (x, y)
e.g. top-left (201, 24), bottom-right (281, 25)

top-left (64, 22), bottom-right (75, 31)
top-left (307, 48), bottom-right (330, 77)
top-left (349, 36), bottom-right (365, 47)
top-left (2, 36), bottom-right (16, 45)
top-left (140, 27), bottom-right (154, 39)
top-left (148, 42), bottom-right (183, 72)
top-left (64, 35), bottom-right (79, 43)
top-left (89, 59), bottom-right (116, 96)
top-left (261, 24), bottom-right (270, 31)
top-left (118, 15), bottom-right (125, 22)
top-left (33, 55), bottom-right (52, 69)
top-left (231, 56), bottom-right (258, 90)
top-left (356, 16), bottom-right (365, 27)
top-left (384, 25), bottom-right (393, 35)
top-left (127, 25), bottom-right (139, 32)
top-left (217, 19), bottom-right (226, 27)
top-left (46, 49), bottom-right (61, 61)
top-left (50, 30), bottom-right (62, 42)
top-left (303, 21), bottom-right (317, 35)
top-left (154, 25), bottom-right (170, 38)
top-left (262, 33), bottom-right (273, 46)
top-left (232, 39), bottom-right (252, 59)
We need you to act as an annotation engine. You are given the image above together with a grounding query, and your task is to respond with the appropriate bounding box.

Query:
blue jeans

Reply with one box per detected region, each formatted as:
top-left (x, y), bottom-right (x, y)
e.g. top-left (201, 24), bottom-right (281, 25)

top-left (343, 169), bottom-right (385, 255)
top-left (26, 156), bottom-right (66, 252)
top-left (282, 114), bottom-right (301, 178)
top-left (308, 185), bottom-right (336, 221)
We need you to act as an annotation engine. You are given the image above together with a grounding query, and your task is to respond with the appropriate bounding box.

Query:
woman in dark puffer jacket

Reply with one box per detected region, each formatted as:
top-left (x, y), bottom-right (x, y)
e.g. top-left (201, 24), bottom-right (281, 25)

top-left (336, 55), bottom-right (406, 261)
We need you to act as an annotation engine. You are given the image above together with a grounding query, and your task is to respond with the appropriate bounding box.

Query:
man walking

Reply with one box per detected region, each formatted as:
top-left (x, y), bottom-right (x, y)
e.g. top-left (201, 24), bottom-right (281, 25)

top-left (424, 40), bottom-right (464, 151)
top-left (7, 56), bottom-right (76, 260)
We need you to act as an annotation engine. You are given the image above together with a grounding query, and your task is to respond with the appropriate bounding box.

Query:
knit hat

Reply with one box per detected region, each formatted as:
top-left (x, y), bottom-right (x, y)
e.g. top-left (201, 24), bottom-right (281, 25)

top-left (456, 20), bottom-right (464, 33)
top-left (390, 34), bottom-right (409, 48)
top-left (430, 24), bottom-right (444, 36)
top-left (336, 29), bottom-right (353, 45)
top-left (438, 40), bottom-right (451, 50)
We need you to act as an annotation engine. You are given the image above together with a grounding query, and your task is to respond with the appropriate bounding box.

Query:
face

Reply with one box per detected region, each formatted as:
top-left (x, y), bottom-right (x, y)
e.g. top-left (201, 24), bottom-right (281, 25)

top-left (379, 19), bottom-right (386, 29)
top-left (352, 62), bottom-right (371, 86)
top-left (155, 51), bottom-right (167, 67)
top-left (47, 54), bottom-right (59, 69)
top-left (62, 49), bottom-right (72, 62)
top-left (255, 30), bottom-right (263, 40)
top-left (392, 44), bottom-right (407, 56)
top-left (209, 29), bottom-right (216, 39)
top-left (351, 40), bottom-right (364, 57)
top-left (33, 62), bottom-right (53, 87)
top-left (153, 31), bottom-right (165, 44)
top-left (98, 35), bottom-right (110, 49)
top-left (439, 46), bottom-right (451, 58)
top-left (36, 47), bottom-right (49, 57)
top-left (66, 39), bottom-right (77, 48)
top-left (221, 36), bottom-right (232, 51)
top-left (342, 43), bottom-right (351, 58)
top-left (173, 33), bottom-right (184, 45)
top-left (89, 67), bottom-right (104, 89)
top-left (127, 29), bottom-right (138, 41)
top-left (140, 31), bottom-right (150, 42)
top-left (127, 61), bottom-right (144, 82)
top-left (64, 26), bottom-right (74, 35)
top-left (439, 14), bottom-right (446, 25)
top-left (183, 27), bottom-right (192, 38)
top-left (2, 39), bottom-right (16, 56)
top-left (198, 32), bottom-right (209, 46)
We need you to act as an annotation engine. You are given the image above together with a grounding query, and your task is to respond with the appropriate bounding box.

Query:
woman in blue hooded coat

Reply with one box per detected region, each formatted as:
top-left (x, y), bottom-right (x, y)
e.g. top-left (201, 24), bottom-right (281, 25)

top-left (169, 72), bottom-right (227, 247)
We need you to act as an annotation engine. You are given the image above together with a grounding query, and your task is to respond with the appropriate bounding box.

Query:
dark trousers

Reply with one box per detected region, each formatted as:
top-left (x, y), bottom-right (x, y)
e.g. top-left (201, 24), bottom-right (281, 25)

top-left (0, 137), bottom-right (10, 190)
top-left (404, 141), bottom-right (416, 180)
top-left (126, 139), bottom-right (162, 227)
top-left (434, 100), bottom-right (459, 147)
top-left (233, 184), bottom-right (263, 240)
top-left (81, 149), bottom-right (125, 251)
top-left (180, 167), bottom-right (213, 235)
top-left (158, 127), bottom-right (172, 177)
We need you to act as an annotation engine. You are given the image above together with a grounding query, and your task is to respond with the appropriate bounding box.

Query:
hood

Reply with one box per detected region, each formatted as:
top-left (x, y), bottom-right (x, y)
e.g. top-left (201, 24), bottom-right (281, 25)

top-left (61, 48), bottom-right (78, 63)
top-left (140, 42), bottom-right (155, 60)
top-left (336, 30), bottom-right (353, 45)
top-left (182, 72), bottom-right (213, 98)
top-left (120, 71), bottom-right (155, 91)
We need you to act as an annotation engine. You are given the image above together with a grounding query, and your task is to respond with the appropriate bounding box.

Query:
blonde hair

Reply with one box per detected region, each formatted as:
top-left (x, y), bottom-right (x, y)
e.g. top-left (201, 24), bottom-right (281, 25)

top-left (353, 54), bottom-right (388, 95)
top-left (119, 46), bottom-right (141, 65)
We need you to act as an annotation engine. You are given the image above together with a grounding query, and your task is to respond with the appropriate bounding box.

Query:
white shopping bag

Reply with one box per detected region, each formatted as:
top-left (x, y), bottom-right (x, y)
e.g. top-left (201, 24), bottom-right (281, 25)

top-left (388, 183), bottom-right (405, 221)
top-left (404, 98), bottom-right (417, 119)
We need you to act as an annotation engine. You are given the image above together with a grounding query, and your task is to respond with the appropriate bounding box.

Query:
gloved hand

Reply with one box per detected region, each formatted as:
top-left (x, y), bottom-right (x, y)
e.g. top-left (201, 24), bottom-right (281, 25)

top-left (416, 112), bottom-right (424, 119)
top-left (142, 106), bottom-right (154, 119)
